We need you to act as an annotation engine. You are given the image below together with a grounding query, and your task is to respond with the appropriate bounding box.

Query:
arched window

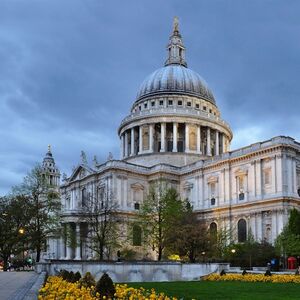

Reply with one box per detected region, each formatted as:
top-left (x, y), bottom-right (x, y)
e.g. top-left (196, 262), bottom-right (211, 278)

top-left (209, 222), bottom-right (217, 237)
top-left (238, 219), bottom-right (247, 242)
top-left (133, 225), bottom-right (142, 246)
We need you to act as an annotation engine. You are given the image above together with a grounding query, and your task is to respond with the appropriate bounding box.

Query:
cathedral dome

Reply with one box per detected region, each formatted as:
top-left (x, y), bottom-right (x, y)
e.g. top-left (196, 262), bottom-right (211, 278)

top-left (136, 65), bottom-right (215, 104)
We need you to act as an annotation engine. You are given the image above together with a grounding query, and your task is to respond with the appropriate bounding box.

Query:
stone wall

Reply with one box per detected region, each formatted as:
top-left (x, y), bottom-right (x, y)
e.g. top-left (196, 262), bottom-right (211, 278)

top-left (36, 261), bottom-right (229, 282)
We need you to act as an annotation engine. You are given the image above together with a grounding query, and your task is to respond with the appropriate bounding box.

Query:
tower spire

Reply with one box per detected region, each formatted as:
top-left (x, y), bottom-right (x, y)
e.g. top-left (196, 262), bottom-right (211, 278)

top-left (165, 17), bottom-right (187, 67)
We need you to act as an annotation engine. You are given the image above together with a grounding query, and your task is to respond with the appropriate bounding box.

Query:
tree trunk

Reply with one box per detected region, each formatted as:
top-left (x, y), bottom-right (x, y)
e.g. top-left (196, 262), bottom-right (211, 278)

top-left (158, 246), bottom-right (162, 261)
top-left (36, 245), bottom-right (41, 262)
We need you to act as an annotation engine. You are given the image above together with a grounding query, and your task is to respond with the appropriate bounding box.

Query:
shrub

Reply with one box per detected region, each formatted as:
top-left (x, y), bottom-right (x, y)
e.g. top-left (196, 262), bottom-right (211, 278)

top-left (68, 271), bottom-right (75, 282)
top-left (60, 269), bottom-right (70, 281)
top-left (95, 273), bottom-right (116, 299)
top-left (79, 272), bottom-right (96, 288)
top-left (220, 269), bottom-right (226, 276)
top-left (265, 270), bottom-right (272, 276)
top-left (242, 269), bottom-right (247, 275)
top-left (73, 271), bottom-right (81, 283)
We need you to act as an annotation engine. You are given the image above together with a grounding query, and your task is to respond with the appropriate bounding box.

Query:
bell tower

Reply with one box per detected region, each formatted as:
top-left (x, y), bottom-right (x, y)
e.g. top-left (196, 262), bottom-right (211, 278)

top-left (42, 145), bottom-right (60, 189)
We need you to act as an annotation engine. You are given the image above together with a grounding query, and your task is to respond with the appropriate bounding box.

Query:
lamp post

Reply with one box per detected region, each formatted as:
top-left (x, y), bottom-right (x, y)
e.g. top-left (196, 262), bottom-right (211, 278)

top-left (201, 251), bottom-right (206, 263)
top-left (18, 228), bottom-right (25, 269)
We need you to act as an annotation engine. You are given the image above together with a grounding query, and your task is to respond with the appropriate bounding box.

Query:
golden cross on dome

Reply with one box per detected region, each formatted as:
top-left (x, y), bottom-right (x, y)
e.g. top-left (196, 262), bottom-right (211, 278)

top-left (48, 144), bottom-right (51, 152)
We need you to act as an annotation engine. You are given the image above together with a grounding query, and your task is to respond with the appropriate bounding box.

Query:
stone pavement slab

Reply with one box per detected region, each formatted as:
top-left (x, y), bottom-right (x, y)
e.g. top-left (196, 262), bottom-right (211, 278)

top-left (0, 272), bottom-right (38, 300)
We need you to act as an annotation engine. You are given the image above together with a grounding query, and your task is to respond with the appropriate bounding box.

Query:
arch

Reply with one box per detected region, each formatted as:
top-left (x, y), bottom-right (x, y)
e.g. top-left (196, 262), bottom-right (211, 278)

top-left (133, 225), bottom-right (142, 246)
top-left (238, 219), bottom-right (247, 242)
top-left (209, 222), bottom-right (217, 236)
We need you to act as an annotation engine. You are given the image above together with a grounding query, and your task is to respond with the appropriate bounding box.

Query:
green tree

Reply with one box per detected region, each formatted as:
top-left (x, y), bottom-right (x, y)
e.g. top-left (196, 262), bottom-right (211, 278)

top-left (275, 209), bottom-right (300, 258)
top-left (0, 195), bottom-right (32, 271)
top-left (139, 181), bottom-right (185, 261)
top-left (13, 165), bottom-right (61, 262)
top-left (166, 201), bottom-right (208, 262)
top-left (82, 188), bottom-right (120, 260)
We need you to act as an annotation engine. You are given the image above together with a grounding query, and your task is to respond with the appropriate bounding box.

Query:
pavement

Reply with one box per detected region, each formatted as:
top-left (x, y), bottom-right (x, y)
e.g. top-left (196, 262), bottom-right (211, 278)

top-left (0, 271), bottom-right (44, 300)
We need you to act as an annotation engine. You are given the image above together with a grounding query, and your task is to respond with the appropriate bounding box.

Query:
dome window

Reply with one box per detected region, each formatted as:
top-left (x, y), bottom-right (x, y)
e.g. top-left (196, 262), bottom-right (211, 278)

top-left (195, 103), bottom-right (200, 109)
top-left (168, 100), bottom-right (173, 106)
top-left (178, 100), bottom-right (182, 106)
top-left (187, 102), bottom-right (191, 107)
top-left (144, 102), bottom-right (148, 109)
top-left (203, 106), bottom-right (207, 111)
top-left (159, 100), bottom-right (164, 106)
top-left (151, 101), bottom-right (155, 107)
top-left (139, 105), bottom-right (141, 111)
top-left (209, 109), bottom-right (212, 113)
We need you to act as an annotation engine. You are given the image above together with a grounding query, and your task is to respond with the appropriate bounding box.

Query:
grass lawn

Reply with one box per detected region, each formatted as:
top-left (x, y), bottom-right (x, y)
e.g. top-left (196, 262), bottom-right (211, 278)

top-left (129, 281), bottom-right (300, 300)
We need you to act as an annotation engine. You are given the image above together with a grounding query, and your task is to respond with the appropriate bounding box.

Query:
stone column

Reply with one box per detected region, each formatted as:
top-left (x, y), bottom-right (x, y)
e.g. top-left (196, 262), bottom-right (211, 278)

top-left (207, 127), bottom-right (211, 156)
top-left (160, 122), bottom-right (166, 152)
top-left (149, 124), bottom-right (154, 153)
top-left (215, 130), bottom-right (219, 155)
top-left (185, 123), bottom-right (190, 152)
top-left (197, 125), bottom-right (201, 154)
top-left (173, 122), bottom-right (178, 152)
top-left (120, 134), bottom-right (124, 159)
top-left (130, 127), bottom-right (135, 156)
top-left (139, 126), bottom-right (143, 154)
top-left (271, 156), bottom-right (277, 194)
top-left (124, 131), bottom-right (128, 157)
top-left (222, 134), bottom-right (226, 153)
top-left (66, 223), bottom-right (72, 260)
top-left (60, 226), bottom-right (65, 259)
top-left (75, 223), bottom-right (81, 260)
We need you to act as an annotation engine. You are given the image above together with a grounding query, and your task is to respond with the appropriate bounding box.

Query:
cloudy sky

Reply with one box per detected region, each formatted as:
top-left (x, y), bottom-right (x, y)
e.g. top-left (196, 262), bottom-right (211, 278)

top-left (0, 0), bottom-right (299, 195)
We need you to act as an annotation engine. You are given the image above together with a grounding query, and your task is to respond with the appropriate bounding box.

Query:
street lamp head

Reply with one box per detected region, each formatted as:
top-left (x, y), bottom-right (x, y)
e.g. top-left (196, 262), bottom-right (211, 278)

top-left (19, 228), bottom-right (25, 234)
top-left (231, 249), bottom-right (236, 254)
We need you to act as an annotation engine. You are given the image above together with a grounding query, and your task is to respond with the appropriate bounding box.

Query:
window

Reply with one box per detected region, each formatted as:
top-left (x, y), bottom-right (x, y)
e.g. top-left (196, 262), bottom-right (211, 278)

top-left (195, 103), bottom-right (200, 109)
top-left (211, 198), bottom-right (216, 205)
top-left (144, 102), bottom-right (147, 109)
top-left (159, 100), bottom-right (164, 106)
top-left (239, 192), bottom-right (245, 201)
top-left (134, 202), bottom-right (140, 210)
top-left (151, 101), bottom-right (155, 107)
top-left (238, 219), bottom-right (247, 242)
top-left (263, 169), bottom-right (271, 185)
top-left (133, 225), bottom-right (142, 246)
top-left (209, 109), bottom-right (212, 113)
top-left (210, 222), bottom-right (217, 237)
top-left (168, 100), bottom-right (173, 106)
top-left (178, 100), bottom-right (183, 106)
top-left (187, 102), bottom-right (191, 107)
top-left (203, 106), bottom-right (207, 111)
top-left (81, 188), bottom-right (87, 207)
top-left (139, 106), bottom-right (141, 111)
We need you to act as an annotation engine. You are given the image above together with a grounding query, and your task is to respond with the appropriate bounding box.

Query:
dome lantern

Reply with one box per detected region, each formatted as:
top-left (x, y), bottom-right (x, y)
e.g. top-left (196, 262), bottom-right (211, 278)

top-left (165, 17), bottom-right (187, 68)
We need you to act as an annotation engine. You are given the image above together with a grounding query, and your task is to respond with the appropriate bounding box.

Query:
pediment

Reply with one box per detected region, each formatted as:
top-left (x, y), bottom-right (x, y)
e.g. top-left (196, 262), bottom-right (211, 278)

top-left (131, 182), bottom-right (144, 190)
top-left (234, 167), bottom-right (248, 176)
top-left (183, 181), bottom-right (194, 190)
top-left (207, 176), bottom-right (218, 183)
top-left (68, 165), bottom-right (94, 182)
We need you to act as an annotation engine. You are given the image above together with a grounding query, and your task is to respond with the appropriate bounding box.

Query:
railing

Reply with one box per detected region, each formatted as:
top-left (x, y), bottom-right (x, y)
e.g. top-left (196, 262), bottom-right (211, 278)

top-left (119, 107), bottom-right (231, 129)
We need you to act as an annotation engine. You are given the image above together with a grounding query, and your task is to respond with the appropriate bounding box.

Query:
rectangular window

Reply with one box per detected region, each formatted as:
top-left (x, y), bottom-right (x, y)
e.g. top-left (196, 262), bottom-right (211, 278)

top-left (203, 106), bottom-right (207, 111)
top-left (187, 102), bottom-right (191, 107)
top-left (195, 103), bottom-right (200, 109)
top-left (144, 103), bottom-right (147, 108)
top-left (264, 170), bottom-right (271, 185)
top-left (168, 100), bottom-right (173, 106)
top-left (151, 101), bottom-right (155, 107)
top-left (209, 109), bottom-right (212, 113)
top-left (159, 100), bottom-right (164, 106)
top-left (178, 100), bottom-right (183, 106)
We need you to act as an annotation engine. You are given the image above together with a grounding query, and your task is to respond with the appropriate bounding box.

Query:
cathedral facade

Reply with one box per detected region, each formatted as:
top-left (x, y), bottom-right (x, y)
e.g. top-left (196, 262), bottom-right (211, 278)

top-left (45, 20), bottom-right (300, 260)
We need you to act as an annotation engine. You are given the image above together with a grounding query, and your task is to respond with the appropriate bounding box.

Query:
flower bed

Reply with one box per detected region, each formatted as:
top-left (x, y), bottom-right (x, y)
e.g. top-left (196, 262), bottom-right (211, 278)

top-left (204, 273), bottom-right (300, 283)
top-left (39, 276), bottom-right (177, 299)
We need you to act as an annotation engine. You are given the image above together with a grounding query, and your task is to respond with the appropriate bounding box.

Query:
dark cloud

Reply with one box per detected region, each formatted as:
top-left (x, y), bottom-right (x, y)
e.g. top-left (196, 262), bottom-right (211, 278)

top-left (1, 0), bottom-right (300, 194)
